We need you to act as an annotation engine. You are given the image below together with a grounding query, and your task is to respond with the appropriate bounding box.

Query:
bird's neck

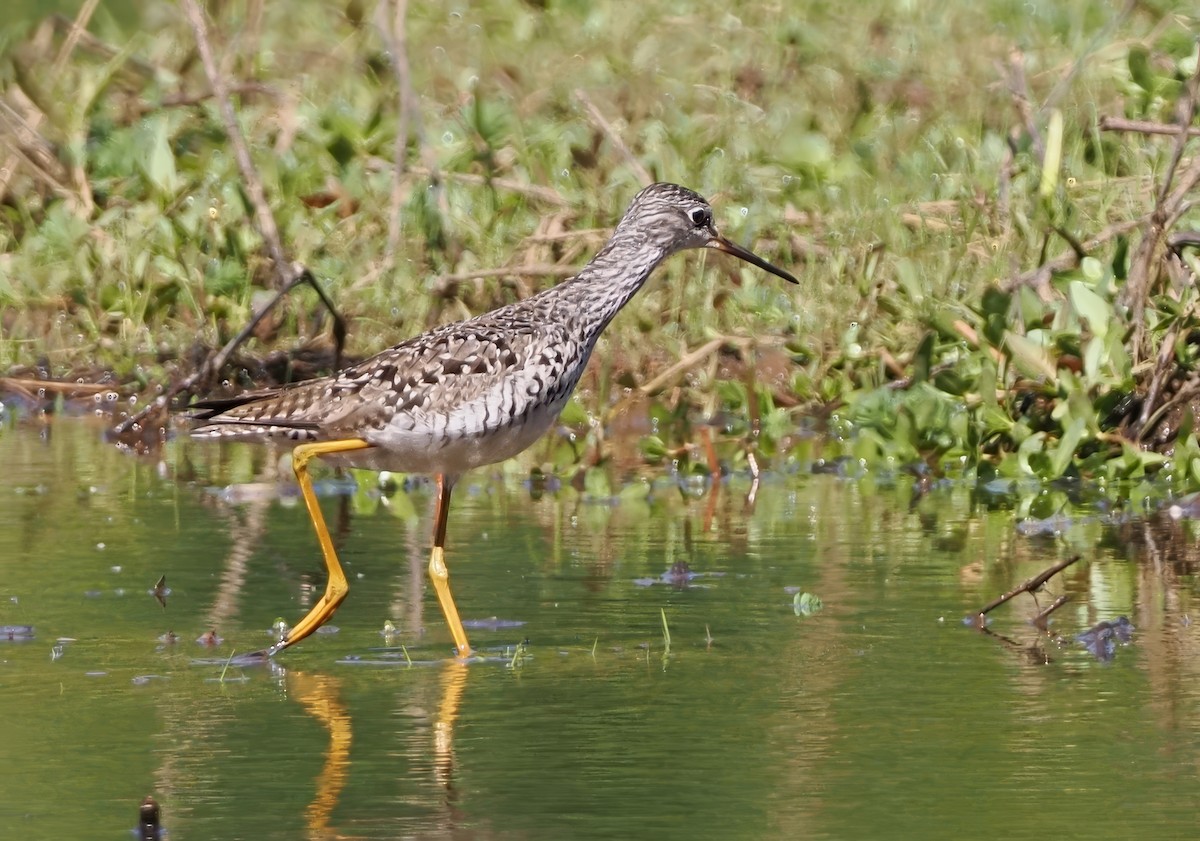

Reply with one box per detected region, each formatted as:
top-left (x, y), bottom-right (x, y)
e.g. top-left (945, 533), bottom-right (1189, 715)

top-left (554, 228), bottom-right (670, 337)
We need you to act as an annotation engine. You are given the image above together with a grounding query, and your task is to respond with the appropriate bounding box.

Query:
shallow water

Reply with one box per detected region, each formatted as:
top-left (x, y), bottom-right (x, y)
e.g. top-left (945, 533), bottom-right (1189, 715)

top-left (2, 418), bottom-right (1200, 839)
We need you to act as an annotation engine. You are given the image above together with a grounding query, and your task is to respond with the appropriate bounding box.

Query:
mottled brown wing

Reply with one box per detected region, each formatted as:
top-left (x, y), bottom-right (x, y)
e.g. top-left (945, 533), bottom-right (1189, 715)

top-left (190, 302), bottom-right (570, 441)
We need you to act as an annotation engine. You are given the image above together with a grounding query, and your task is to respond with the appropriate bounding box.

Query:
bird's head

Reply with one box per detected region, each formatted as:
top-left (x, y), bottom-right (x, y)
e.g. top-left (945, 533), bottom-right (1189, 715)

top-left (617, 182), bottom-right (799, 284)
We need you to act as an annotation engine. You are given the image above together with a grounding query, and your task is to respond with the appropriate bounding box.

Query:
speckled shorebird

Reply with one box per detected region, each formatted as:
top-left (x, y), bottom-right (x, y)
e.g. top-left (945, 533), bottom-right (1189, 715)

top-left (190, 182), bottom-right (798, 659)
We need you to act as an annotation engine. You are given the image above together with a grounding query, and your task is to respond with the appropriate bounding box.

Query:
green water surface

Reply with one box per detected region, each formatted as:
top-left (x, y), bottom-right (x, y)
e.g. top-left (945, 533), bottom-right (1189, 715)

top-left (1, 418), bottom-right (1198, 839)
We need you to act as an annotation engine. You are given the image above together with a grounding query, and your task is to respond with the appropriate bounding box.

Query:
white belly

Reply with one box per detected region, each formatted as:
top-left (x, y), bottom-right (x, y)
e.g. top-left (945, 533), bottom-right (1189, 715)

top-left (327, 387), bottom-right (571, 476)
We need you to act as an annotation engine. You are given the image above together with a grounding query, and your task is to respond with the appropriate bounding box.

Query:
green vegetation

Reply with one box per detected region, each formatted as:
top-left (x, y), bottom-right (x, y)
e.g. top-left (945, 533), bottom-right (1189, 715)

top-left (2, 1), bottom-right (1200, 507)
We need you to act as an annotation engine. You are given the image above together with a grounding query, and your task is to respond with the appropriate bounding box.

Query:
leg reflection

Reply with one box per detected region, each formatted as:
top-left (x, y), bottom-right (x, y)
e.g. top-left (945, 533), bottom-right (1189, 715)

top-left (289, 671), bottom-right (352, 839)
top-left (434, 662), bottom-right (468, 795)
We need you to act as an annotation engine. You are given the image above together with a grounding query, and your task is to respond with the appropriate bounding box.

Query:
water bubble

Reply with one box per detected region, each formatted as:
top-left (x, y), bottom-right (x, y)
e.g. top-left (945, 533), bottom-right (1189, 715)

top-left (442, 131), bottom-right (455, 145)
top-left (782, 175), bottom-right (793, 185)
top-left (739, 207), bottom-right (749, 218)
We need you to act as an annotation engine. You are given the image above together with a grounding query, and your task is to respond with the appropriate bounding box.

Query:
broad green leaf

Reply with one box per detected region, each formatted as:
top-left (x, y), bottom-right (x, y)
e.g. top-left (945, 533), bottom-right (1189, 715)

top-left (559, 397), bottom-right (588, 426)
top-left (1039, 109), bottom-right (1063, 197)
top-left (1082, 335), bottom-right (1104, 386)
top-left (794, 592), bottom-right (824, 616)
top-left (1128, 46), bottom-right (1155, 92)
top-left (1068, 280), bottom-right (1110, 339)
top-left (1004, 331), bottom-right (1058, 384)
top-left (1049, 415), bottom-right (1087, 479)
top-left (142, 116), bottom-right (179, 196)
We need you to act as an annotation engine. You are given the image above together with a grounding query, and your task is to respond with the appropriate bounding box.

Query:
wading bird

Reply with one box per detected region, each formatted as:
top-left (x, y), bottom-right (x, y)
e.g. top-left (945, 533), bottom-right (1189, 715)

top-left (190, 182), bottom-right (798, 658)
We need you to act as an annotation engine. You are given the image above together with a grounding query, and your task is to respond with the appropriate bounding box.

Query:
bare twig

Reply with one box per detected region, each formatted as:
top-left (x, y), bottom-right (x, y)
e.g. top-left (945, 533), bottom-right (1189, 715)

top-left (1122, 58), bottom-right (1200, 360)
top-left (1136, 320), bottom-right (1181, 437)
top-left (181, 0), bottom-right (286, 272)
top-left (111, 6), bottom-right (352, 441)
top-left (0, 0), bottom-right (100, 207)
top-left (638, 338), bottom-right (755, 396)
top-left (1005, 49), bottom-right (1044, 163)
top-left (178, 5), bottom-right (347, 337)
top-left (381, 163), bottom-right (569, 208)
top-left (1100, 115), bottom-right (1200, 138)
top-left (0, 377), bottom-right (114, 396)
top-left (1003, 218), bottom-right (1144, 294)
top-left (378, 0), bottom-right (413, 273)
top-left (972, 554), bottom-right (1083, 622)
top-left (0, 102), bottom-right (74, 200)
top-left (1030, 594), bottom-right (1069, 630)
top-left (374, 0), bottom-right (445, 274)
top-left (574, 89), bottom-right (653, 186)
top-left (432, 264), bottom-right (577, 290)
top-left (110, 265), bottom-right (347, 439)
top-left (131, 82), bottom-right (278, 116)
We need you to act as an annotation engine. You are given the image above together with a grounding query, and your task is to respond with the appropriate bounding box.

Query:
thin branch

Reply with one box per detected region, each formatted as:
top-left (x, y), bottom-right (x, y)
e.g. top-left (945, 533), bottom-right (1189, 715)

top-left (638, 337), bottom-right (753, 396)
top-left (432, 264), bottom-right (578, 289)
top-left (575, 89), bottom-right (653, 186)
top-left (972, 555), bottom-right (1083, 622)
top-left (378, 0), bottom-right (413, 274)
top-left (0, 377), bottom-right (114, 396)
top-left (1003, 218), bottom-right (1144, 293)
top-left (181, 0), bottom-right (286, 273)
top-left (1099, 115), bottom-right (1200, 138)
top-left (110, 265), bottom-right (347, 440)
top-left (1122, 57), bottom-right (1200, 359)
top-left (1030, 594), bottom-right (1069, 630)
top-left (0, 0), bottom-right (100, 206)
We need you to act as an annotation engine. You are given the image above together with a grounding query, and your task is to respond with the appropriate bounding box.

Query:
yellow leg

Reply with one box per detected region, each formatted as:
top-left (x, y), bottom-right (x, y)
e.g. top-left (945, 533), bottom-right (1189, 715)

top-left (428, 474), bottom-right (473, 659)
top-left (270, 438), bottom-right (372, 655)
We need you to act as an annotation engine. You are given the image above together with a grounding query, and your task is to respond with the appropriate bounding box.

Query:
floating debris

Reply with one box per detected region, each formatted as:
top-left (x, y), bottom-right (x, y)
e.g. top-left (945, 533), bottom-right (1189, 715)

top-left (196, 630), bottom-right (224, 646)
top-left (134, 794), bottom-right (165, 840)
top-left (149, 575), bottom-right (170, 609)
top-left (633, 561), bottom-right (723, 588)
top-left (462, 617), bottom-right (527, 631)
top-left (1, 625), bottom-right (34, 640)
top-left (131, 674), bottom-right (169, 686)
top-left (793, 592), bottom-right (824, 616)
top-left (1076, 616), bottom-right (1135, 662)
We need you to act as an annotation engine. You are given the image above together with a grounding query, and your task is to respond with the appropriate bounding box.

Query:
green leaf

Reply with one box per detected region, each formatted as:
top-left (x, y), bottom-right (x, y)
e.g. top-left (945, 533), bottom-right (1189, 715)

top-left (559, 397), bottom-right (588, 426)
top-left (1049, 415), bottom-right (1087, 479)
top-left (639, 435), bottom-right (667, 460)
top-left (142, 116), bottom-right (179, 196)
top-left (793, 592), bottom-right (823, 616)
top-left (1068, 280), bottom-right (1110, 339)
top-left (1039, 109), bottom-right (1063, 198)
top-left (1004, 331), bottom-right (1058, 384)
top-left (1082, 336), bottom-right (1105, 387)
top-left (911, 331), bottom-right (934, 384)
top-left (1128, 46), bottom-right (1155, 92)
top-left (582, 467), bottom-right (612, 500)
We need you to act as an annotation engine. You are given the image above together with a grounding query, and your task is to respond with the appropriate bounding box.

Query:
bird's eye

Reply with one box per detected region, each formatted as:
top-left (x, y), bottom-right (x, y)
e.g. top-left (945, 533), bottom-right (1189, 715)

top-left (688, 207), bottom-right (711, 227)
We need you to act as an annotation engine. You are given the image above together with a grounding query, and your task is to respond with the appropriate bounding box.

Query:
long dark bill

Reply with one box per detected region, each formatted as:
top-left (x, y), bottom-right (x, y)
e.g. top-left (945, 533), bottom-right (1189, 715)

top-left (707, 234), bottom-right (799, 284)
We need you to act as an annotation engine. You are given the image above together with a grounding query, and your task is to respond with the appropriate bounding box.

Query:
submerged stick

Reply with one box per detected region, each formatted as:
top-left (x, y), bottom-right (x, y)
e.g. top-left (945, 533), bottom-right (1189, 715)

top-left (1030, 593), bottom-right (1069, 630)
top-left (973, 554), bottom-right (1082, 622)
